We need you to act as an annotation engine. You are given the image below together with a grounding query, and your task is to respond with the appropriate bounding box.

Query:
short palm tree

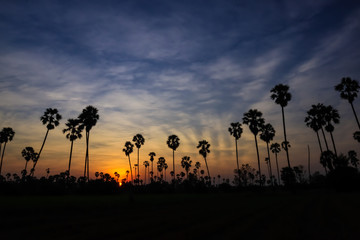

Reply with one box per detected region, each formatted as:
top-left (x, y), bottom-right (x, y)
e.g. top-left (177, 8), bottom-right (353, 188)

top-left (270, 142), bottom-right (281, 184)
top-left (323, 105), bottom-right (340, 155)
top-left (21, 147), bottom-right (38, 177)
top-left (148, 152), bottom-right (156, 180)
top-left (0, 127), bottom-right (15, 175)
top-left (63, 118), bottom-right (82, 176)
top-left (78, 106), bottom-right (99, 180)
top-left (143, 160), bottom-right (150, 184)
top-left (123, 141), bottom-right (134, 183)
top-left (133, 134), bottom-right (145, 183)
top-left (157, 157), bottom-right (166, 180)
top-left (32, 108), bottom-right (61, 176)
top-left (335, 77), bottom-right (360, 129)
top-left (260, 123), bottom-right (276, 186)
top-left (242, 109), bottom-right (265, 184)
top-left (228, 122), bottom-right (243, 183)
top-left (270, 84), bottom-right (291, 168)
top-left (167, 135), bottom-right (180, 181)
top-left (181, 156), bottom-right (192, 179)
top-left (197, 140), bottom-right (211, 181)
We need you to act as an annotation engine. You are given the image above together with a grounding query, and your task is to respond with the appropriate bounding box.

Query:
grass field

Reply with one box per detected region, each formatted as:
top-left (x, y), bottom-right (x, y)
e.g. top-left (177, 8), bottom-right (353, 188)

top-left (1, 190), bottom-right (359, 240)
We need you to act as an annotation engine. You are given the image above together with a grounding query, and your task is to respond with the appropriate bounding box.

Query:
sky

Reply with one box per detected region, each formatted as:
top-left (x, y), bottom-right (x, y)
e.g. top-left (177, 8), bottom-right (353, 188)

top-left (0, 0), bottom-right (360, 181)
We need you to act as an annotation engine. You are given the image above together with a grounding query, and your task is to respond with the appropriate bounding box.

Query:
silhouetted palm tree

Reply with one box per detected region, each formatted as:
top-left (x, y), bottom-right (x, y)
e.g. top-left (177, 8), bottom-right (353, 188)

top-left (270, 142), bottom-right (281, 184)
top-left (148, 152), bottom-right (156, 180)
top-left (348, 150), bottom-right (359, 168)
top-left (63, 118), bottom-right (82, 176)
top-left (157, 157), bottom-right (166, 180)
top-left (32, 108), bottom-right (61, 176)
top-left (123, 141), bottom-right (134, 183)
top-left (197, 140), bottom-right (211, 180)
top-left (167, 135), bottom-right (180, 181)
top-left (133, 134), bottom-right (145, 184)
top-left (143, 160), bottom-right (149, 184)
top-left (335, 77), bottom-right (360, 129)
top-left (164, 162), bottom-right (168, 181)
top-left (228, 122), bottom-right (243, 183)
top-left (260, 123), bottom-right (276, 186)
top-left (0, 127), bottom-right (15, 175)
top-left (21, 147), bottom-right (38, 177)
top-left (323, 105), bottom-right (340, 156)
top-left (308, 104), bottom-right (330, 152)
top-left (243, 109), bottom-right (265, 184)
top-left (78, 106), bottom-right (99, 180)
top-left (270, 84), bottom-right (291, 168)
top-left (305, 106), bottom-right (324, 153)
top-left (181, 156), bottom-right (192, 179)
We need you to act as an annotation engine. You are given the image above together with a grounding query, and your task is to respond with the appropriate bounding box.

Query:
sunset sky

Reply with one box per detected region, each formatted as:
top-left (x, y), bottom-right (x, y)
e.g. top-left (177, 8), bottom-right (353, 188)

top-left (0, 0), bottom-right (360, 180)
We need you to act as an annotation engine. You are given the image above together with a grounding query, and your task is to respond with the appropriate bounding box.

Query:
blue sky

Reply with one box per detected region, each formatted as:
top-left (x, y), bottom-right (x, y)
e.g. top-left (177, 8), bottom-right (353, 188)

top-left (0, 0), bottom-right (360, 179)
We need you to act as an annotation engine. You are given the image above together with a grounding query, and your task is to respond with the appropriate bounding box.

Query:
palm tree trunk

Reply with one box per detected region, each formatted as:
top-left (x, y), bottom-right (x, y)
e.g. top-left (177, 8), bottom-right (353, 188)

top-left (266, 142), bottom-right (273, 186)
top-left (235, 139), bottom-right (240, 185)
top-left (308, 145), bottom-right (311, 181)
top-left (87, 131), bottom-right (90, 180)
top-left (329, 131), bottom-right (337, 156)
top-left (254, 134), bottom-right (261, 186)
top-left (128, 155), bottom-right (133, 183)
top-left (68, 140), bottom-right (74, 176)
top-left (0, 142), bottom-right (7, 175)
top-left (316, 131), bottom-right (323, 153)
top-left (275, 153), bottom-right (280, 185)
top-left (350, 102), bottom-right (360, 129)
top-left (281, 107), bottom-right (291, 168)
top-left (204, 156), bottom-right (211, 182)
top-left (137, 148), bottom-right (140, 184)
top-left (320, 127), bottom-right (329, 151)
top-left (25, 161), bottom-right (28, 171)
top-left (172, 150), bottom-right (175, 181)
top-left (144, 166), bottom-right (146, 185)
top-left (84, 131), bottom-right (89, 179)
top-left (31, 129), bottom-right (49, 175)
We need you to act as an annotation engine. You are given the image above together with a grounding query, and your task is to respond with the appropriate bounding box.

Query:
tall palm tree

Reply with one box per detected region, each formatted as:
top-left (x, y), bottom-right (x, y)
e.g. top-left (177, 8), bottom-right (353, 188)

top-left (228, 122), bottom-right (243, 183)
top-left (270, 142), bottom-right (281, 185)
top-left (181, 156), bottom-right (192, 179)
top-left (197, 140), bottom-right (211, 181)
top-left (32, 108), bottom-right (61, 176)
top-left (260, 123), bottom-right (276, 186)
top-left (167, 135), bottom-right (180, 181)
top-left (323, 105), bottom-right (340, 156)
top-left (0, 127), bottom-right (15, 175)
top-left (78, 106), bottom-right (99, 181)
top-left (123, 141), bottom-right (134, 183)
top-left (270, 84), bottom-right (292, 168)
top-left (63, 118), bottom-right (83, 176)
top-left (148, 152), bottom-right (156, 180)
top-left (21, 147), bottom-right (38, 177)
top-left (133, 134), bottom-right (145, 184)
top-left (242, 109), bottom-right (265, 184)
top-left (305, 106), bottom-right (324, 153)
top-left (143, 160), bottom-right (150, 184)
top-left (335, 77), bottom-right (360, 129)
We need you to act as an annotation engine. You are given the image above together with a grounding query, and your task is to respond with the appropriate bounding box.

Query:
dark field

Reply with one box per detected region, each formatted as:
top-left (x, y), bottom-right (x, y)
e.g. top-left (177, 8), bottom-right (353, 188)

top-left (1, 190), bottom-right (359, 240)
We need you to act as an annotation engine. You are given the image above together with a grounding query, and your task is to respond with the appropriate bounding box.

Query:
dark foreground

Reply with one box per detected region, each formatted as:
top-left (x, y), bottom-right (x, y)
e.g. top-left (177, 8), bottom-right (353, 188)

top-left (1, 190), bottom-right (359, 240)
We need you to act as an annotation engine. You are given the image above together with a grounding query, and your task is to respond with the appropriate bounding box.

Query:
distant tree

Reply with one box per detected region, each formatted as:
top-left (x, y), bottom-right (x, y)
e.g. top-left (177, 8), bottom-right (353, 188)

top-left (181, 156), bottom-right (192, 179)
top-left (270, 143), bottom-right (281, 185)
top-left (167, 135), bottom-right (180, 181)
top-left (143, 160), bottom-right (150, 184)
top-left (78, 106), bottom-right (99, 180)
top-left (195, 162), bottom-right (201, 178)
top-left (21, 147), bottom-right (38, 177)
top-left (197, 140), bottom-right (211, 181)
top-left (228, 122), bottom-right (243, 184)
top-left (260, 123), bottom-right (276, 186)
top-left (133, 134), bottom-right (145, 184)
top-left (243, 109), bottom-right (265, 185)
top-left (157, 157), bottom-right (166, 180)
top-left (63, 118), bottom-right (82, 176)
top-left (270, 84), bottom-right (292, 168)
top-left (123, 141), bottom-right (134, 183)
top-left (31, 108), bottom-right (61, 176)
top-left (0, 127), bottom-right (15, 175)
top-left (164, 162), bottom-right (168, 181)
top-left (354, 131), bottom-right (360, 143)
top-left (335, 77), bottom-right (360, 129)
top-left (348, 150), bottom-right (359, 168)
top-left (320, 150), bottom-right (335, 172)
top-left (148, 152), bottom-right (156, 180)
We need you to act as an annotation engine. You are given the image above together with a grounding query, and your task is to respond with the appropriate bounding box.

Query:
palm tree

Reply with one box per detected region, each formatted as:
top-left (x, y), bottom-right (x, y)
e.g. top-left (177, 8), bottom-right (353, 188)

top-left (133, 134), bottom-right (145, 184)
top-left (21, 147), bottom-right (38, 177)
top-left (123, 141), bottom-right (134, 183)
top-left (167, 135), bottom-right (180, 181)
top-left (195, 161), bottom-right (201, 178)
top-left (148, 152), bottom-right (156, 180)
top-left (63, 118), bottom-right (83, 176)
top-left (348, 150), bottom-right (359, 168)
top-left (31, 108), bottom-right (62, 176)
top-left (157, 157), bottom-right (166, 180)
top-left (323, 105), bottom-right (340, 156)
top-left (0, 127), bottom-right (15, 175)
top-left (305, 106), bottom-right (324, 153)
top-left (228, 122), bottom-right (243, 183)
top-left (270, 142), bottom-right (281, 184)
top-left (242, 109), bottom-right (265, 184)
top-left (78, 106), bottom-right (99, 180)
top-left (143, 160), bottom-right (150, 184)
top-left (181, 156), bottom-right (192, 179)
top-left (308, 104), bottom-right (330, 152)
top-left (260, 123), bottom-right (276, 186)
top-left (335, 77), bottom-right (360, 129)
top-left (270, 84), bottom-right (292, 168)
top-left (164, 162), bottom-right (168, 181)
top-left (197, 140), bottom-right (211, 181)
